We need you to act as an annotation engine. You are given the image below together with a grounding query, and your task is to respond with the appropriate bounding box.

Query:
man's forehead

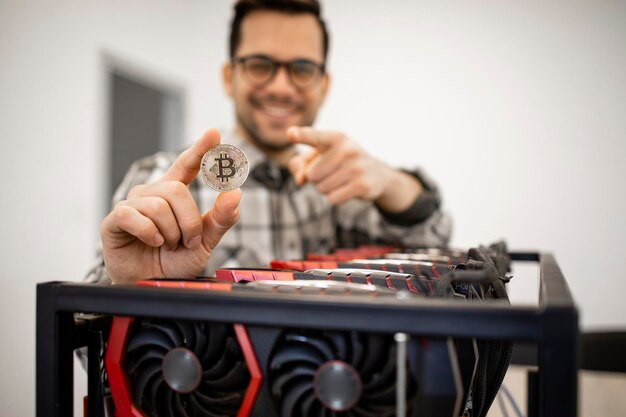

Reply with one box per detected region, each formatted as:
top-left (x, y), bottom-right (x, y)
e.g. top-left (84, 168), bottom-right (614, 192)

top-left (237, 10), bottom-right (324, 62)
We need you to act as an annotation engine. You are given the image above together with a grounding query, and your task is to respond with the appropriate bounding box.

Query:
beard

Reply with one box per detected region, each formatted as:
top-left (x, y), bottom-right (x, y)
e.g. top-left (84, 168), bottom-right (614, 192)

top-left (236, 94), bottom-right (317, 153)
top-left (236, 111), bottom-right (293, 153)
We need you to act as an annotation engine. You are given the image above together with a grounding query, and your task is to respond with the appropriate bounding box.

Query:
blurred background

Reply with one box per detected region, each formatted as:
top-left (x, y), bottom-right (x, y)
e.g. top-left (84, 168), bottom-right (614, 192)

top-left (1, 0), bottom-right (624, 415)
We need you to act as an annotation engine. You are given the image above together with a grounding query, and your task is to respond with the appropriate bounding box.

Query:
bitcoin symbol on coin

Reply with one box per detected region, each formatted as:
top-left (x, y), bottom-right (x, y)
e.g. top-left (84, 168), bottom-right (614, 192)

top-left (215, 153), bottom-right (236, 183)
top-left (201, 144), bottom-right (249, 191)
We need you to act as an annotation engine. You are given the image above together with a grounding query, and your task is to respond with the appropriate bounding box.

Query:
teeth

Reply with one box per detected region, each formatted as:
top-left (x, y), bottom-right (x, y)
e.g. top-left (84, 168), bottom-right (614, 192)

top-left (262, 104), bottom-right (294, 117)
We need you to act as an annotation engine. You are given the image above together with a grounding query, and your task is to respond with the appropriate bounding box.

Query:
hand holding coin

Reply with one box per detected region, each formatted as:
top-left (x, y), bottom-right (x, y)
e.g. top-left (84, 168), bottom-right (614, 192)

top-left (101, 129), bottom-right (242, 284)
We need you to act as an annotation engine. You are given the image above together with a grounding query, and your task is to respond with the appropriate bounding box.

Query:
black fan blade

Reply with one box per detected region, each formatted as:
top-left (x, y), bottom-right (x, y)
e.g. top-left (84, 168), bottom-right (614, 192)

top-left (362, 345), bottom-right (395, 392)
top-left (359, 334), bottom-right (388, 379)
top-left (362, 380), bottom-right (396, 405)
top-left (190, 393), bottom-right (230, 417)
top-left (197, 390), bottom-right (242, 416)
top-left (148, 321), bottom-right (184, 347)
top-left (127, 328), bottom-right (173, 352)
top-left (193, 321), bottom-right (208, 354)
top-left (271, 365), bottom-right (316, 398)
top-left (148, 375), bottom-right (166, 415)
top-left (133, 362), bottom-right (161, 406)
top-left (174, 392), bottom-right (193, 417)
top-left (193, 388), bottom-right (242, 407)
top-left (127, 347), bottom-right (163, 375)
top-left (270, 342), bottom-right (326, 370)
top-left (203, 337), bottom-right (240, 379)
top-left (199, 323), bottom-right (228, 365)
top-left (299, 390), bottom-right (321, 417)
top-left (324, 331), bottom-right (349, 360)
top-left (163, 387), bottom-right (176, 417)
top-left (280, 379), bottom-right (314, 417)
top-left (353, 404), bottom-right (394, 417)
top-left (349, 332), bottom-right (364, 369)
top-left (285, 333), bottom-right (335, 361)
top-left (203, 360), bottom-right (249, 390)
top-left (174, 320), bottom-right (196, 348)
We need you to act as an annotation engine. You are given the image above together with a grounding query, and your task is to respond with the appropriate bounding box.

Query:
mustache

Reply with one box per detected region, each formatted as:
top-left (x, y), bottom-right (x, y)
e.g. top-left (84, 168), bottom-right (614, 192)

top-left (250, 94), bottom-right (305, 111)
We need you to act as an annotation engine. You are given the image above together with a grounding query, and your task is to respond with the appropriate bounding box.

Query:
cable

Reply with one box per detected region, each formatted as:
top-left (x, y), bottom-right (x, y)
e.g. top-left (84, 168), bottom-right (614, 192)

top-left (497, 391), bottom-right (511, 417)
top-left (499, 384), bottom-right (524, 417)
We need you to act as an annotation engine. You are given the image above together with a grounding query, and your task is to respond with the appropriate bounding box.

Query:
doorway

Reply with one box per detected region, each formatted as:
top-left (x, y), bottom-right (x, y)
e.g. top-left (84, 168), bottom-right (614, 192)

top-left (107, 65), bottom-right (184, 208)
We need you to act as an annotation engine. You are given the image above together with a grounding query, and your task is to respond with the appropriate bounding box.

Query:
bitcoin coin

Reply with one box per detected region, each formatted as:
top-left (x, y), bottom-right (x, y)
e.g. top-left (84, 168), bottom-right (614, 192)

top-left (200, 144), bottom-right (249, 191)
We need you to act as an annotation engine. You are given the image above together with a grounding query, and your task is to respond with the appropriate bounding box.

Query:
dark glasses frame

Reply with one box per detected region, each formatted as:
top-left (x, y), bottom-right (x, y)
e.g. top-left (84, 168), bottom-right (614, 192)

top-left (234, 54), bottom-right (326, 90)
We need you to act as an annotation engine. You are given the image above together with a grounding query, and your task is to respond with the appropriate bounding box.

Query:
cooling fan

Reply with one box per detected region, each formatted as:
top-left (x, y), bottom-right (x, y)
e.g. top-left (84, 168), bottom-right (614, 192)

top-left (268, 329), bottom-right (417, 417)
top-left (105, 316), bottom-right (261, 417)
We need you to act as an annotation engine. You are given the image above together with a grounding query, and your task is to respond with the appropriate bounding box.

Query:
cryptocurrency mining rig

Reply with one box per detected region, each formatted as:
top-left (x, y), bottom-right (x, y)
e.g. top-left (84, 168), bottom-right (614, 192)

top-left (36, 243), bottom-right (578, 417)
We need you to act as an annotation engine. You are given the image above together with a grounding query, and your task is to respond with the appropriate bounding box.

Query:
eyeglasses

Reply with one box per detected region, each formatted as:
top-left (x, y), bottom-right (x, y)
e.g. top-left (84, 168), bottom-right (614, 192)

top-left (234, 54), bottom-right (325, 90)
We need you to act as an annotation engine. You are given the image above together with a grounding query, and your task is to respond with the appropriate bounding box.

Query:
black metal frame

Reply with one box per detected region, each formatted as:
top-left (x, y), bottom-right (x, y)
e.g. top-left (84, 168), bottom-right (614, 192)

top-left (36, 252), bottom-right (578, 417)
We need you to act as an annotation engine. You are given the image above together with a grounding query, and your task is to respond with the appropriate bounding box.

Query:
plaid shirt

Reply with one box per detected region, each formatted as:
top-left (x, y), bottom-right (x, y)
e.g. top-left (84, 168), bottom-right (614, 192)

top-left (86, 130), bottom-right (451, 284)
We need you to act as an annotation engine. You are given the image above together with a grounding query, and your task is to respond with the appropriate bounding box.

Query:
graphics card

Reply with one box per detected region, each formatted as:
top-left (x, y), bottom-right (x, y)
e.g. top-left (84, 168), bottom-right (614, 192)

top-left (88, 243), bottom-right (513, 417)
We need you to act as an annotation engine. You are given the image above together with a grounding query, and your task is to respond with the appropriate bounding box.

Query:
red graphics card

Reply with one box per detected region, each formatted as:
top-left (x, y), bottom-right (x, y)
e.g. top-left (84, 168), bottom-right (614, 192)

top-left (104, 278), bottom-right (463, 417)
top-left (100, 244), bottom-right (512, 417)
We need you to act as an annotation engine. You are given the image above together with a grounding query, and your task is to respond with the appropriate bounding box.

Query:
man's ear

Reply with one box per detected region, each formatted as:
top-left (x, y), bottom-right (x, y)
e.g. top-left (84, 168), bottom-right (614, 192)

top-left (223, 62), bottom-right (234, 97)
top-left (319, 72), bottom-right (331, 104)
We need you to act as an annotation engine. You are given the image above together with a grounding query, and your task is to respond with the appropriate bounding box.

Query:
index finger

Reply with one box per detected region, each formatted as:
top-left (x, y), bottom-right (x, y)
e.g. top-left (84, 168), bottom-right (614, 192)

top-left (160, 128), bottom-right (221, 184)
top-left (287, 126), bottom-right (337, 151)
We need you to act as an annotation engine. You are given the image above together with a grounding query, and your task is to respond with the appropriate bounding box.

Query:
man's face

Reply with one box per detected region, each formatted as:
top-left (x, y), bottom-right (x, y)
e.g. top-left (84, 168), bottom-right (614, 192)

top-left (224, 10), bottom-right (330, 152)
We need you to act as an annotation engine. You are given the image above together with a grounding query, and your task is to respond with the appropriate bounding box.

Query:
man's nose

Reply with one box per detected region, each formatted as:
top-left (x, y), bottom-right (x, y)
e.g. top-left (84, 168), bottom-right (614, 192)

top-left (266, 65), bottom-right (297, 93)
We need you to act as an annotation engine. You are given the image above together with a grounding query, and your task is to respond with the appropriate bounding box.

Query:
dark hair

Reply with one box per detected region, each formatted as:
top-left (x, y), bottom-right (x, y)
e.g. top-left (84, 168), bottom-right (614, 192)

top-left (229, 0), bottom-right (330, 62)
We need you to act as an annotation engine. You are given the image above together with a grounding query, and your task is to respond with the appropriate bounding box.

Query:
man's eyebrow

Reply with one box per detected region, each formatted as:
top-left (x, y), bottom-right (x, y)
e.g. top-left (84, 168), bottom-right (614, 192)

top-left (237, 53), bottom-right (323, 64)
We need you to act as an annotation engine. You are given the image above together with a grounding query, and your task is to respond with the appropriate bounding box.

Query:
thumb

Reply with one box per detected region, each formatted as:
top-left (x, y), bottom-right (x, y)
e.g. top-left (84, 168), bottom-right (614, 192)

top-left (201, 188), bottom-right (241, 251)
top-left (288, 149), bottom-right (319, 186)
top-left (288, 154), bottom-right (308, 186)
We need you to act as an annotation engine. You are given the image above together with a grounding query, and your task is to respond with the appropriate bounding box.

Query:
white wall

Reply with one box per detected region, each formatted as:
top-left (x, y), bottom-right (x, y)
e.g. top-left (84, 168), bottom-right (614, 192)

top-left (320, 0), bottom-right (626, 330)
top-left (0, 1), bottom-right (624, 415)
top-left (322, 0), bottom-right (626, 321)
top-left (0, 1), bottom-right (233, 415)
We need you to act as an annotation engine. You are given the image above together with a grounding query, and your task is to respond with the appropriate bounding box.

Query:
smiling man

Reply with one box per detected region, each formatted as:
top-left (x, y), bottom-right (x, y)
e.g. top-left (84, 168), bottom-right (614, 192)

top-left (91, 0), bottom-right (451, 285)
top-left (225, 7), bottom-right (328, 158)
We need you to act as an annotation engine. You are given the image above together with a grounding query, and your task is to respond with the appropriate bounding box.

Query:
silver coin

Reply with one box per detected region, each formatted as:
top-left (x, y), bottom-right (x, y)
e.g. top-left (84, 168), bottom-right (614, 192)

top-left (200, 144), bottom-right (249, 191)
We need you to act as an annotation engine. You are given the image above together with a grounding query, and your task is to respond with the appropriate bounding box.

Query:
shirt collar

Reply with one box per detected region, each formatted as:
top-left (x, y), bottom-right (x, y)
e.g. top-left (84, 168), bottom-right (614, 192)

top-left (221, 129), bottom-right (292, 191)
